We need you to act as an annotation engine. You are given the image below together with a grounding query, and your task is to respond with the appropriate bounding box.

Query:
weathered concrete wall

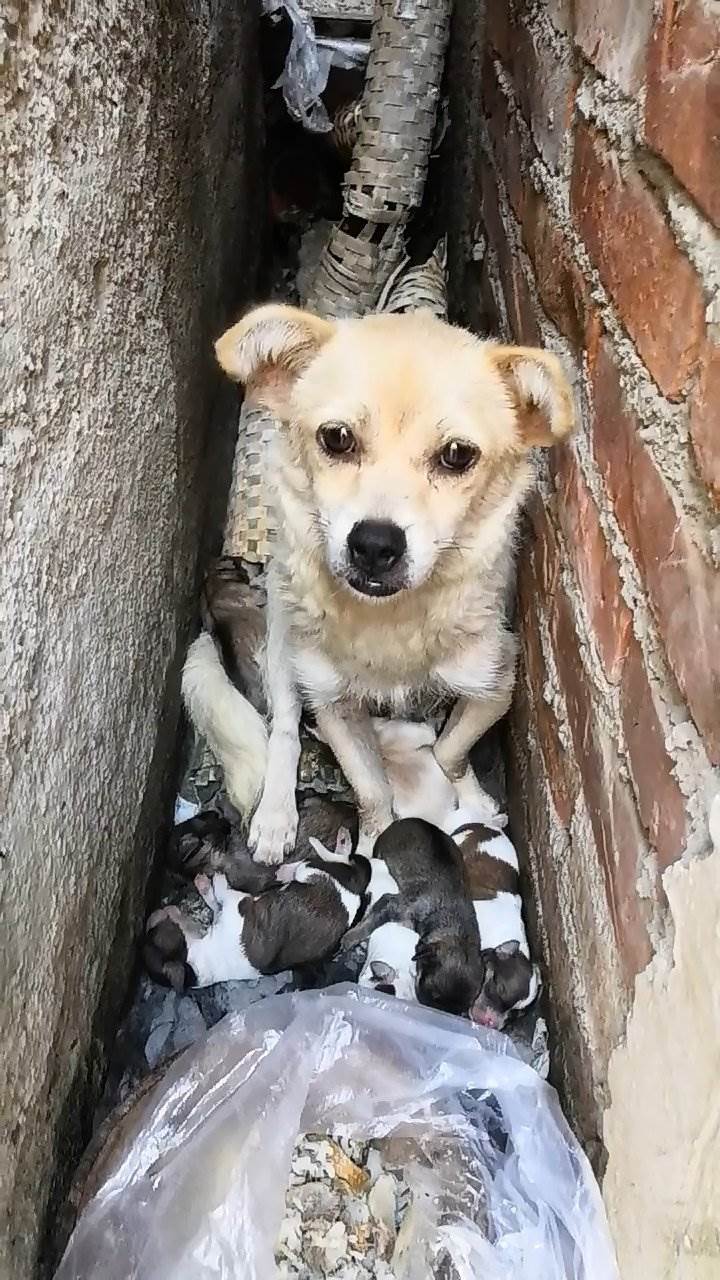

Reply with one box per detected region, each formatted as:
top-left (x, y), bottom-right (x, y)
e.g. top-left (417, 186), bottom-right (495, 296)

top-left (604, 804), bottom-right (720, 1279)
top-left (0, 3), bottom-right (262, 1274)
top-left (448, 0), bottom-right (720, 1271)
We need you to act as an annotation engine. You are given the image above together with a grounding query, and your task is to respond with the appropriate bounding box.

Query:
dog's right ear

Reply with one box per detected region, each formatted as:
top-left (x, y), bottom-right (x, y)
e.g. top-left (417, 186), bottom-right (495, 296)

top-left (215, 304), bottom-right (335, 418)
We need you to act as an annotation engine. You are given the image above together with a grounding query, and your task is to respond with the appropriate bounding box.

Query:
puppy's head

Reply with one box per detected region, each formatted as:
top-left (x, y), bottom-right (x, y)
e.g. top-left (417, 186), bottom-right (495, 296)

top-left (414, 938), bottom-right (486, 1018)
top-left (216, 306), bottom-right (574, 601)
top-left (469, 941), bottom-right (542, 1030)
top-left (143, 918), bottom-right (196, 994)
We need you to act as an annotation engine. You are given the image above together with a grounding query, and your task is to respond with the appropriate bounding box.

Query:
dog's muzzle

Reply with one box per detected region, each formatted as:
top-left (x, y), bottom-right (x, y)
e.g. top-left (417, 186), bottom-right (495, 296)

top-left (345, 519), bottom-right (408, 597)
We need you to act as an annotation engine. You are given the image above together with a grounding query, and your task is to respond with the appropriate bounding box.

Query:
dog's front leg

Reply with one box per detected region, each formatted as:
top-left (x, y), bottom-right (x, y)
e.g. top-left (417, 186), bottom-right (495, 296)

top-left (341, 893), bottom-right (401, 951)
top-left (434, 634), bottom-right (517, 778)
top-left (314, 703), bottom-right (394, 844)
top-left (249, 587), bottom-right (302, 864)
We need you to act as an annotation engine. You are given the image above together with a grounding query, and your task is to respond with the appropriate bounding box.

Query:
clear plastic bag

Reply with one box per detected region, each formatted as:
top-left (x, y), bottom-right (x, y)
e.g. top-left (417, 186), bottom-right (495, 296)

top-left (263, 0), bottom-right (367, 132)
top-left (57, 987), bottom-right (619, 1279)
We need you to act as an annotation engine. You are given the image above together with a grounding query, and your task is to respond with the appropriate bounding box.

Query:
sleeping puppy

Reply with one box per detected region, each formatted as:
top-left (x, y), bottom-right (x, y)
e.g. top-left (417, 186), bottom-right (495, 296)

top-left (453, 822), bottom-right (541, 1029)
top-left (169, 797), bottom-right (359, 889)
top-left (339, 818), bottom-right (485, 1017)
top-left (369, 718), bottom-right (538, 1026)
top-left (168, 811), bottom-right (277, 894)
top-left (200, 556), bottom-right (267, 714)
top-left (144, 840), bottom-right (368, 990)
top-left (358, 923), bottom-right (418, 1002)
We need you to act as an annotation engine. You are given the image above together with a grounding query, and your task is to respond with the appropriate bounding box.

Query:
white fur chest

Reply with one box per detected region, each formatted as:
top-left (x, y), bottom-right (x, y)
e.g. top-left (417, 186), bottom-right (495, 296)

top-left (285, 570), bottom-right (509, 707)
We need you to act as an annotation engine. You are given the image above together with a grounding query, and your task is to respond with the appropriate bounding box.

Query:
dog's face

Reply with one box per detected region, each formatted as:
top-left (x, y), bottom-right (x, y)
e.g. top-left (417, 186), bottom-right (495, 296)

top-left (469, 941), bottom-right (542, 1030)
top-left (414, 938), bottom-right (486, 1018)
top-left (216, 306), bottom-right (574, 600)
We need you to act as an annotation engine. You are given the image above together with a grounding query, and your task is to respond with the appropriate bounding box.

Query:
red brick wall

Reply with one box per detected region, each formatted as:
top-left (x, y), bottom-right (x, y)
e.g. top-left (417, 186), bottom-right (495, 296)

top-left (451, 0), bottom-right (720, 1157)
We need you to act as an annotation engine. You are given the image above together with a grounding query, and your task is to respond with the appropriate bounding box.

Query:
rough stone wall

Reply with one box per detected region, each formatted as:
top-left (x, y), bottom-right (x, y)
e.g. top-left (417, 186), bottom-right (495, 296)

top-left (0, 3), bottom-right (261, 1274)
top-left (448, 0), bottom-right (720, 1240)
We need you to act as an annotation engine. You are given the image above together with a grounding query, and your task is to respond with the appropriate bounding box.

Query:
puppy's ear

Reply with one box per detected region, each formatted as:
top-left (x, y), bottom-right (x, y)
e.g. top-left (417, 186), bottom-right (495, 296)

top-left (370, 960), bottom-right (396, 983)
top-left (490, 346), bottom-right (575, 448)
top-left (495, 939), bottom-right (522, 959)
top-left (215, 304), bottom-right (335, 418)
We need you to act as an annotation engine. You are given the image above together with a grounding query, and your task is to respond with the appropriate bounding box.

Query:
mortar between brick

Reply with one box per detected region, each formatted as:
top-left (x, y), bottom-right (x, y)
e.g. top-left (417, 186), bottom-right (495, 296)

top-left (481, 109), bottom-right (718, 838)
top-left (522, 153), bottom-right (720, 547)
top-left (493, 55), bottom-right (719, 540)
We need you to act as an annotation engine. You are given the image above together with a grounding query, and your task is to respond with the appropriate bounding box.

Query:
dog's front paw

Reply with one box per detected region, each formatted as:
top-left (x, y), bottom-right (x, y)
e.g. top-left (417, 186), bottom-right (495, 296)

top-left (249, 795), bottom-right (299, 864)
top-left (432, 742), bottom-right (465, 781)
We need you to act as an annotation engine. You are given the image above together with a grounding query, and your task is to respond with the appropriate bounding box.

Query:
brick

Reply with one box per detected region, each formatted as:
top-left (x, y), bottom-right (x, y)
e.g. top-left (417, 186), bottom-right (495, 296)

top-left (555, 449), bottom-right (633, 684)
top-left (690, 342), bottom-right (720, 508)
top-left (646, 1), bottom-right (720, 228)
top-left (506, 723), bottom-right (631, 1156)
top-left (551, 589), bottom-right (653, 980)
top-left (590, 338), bottom-right (720, 763)
top-left (521, 608), bottom-right (578, 827)
top-left (620, 635), bottom-right (687, 868)
top-left (571, 123), bottom-right (706, 400)
top-left (575, 0), bottom-right (653, 93)
top-left (484, 53), bottom-right (527, 222)
top-left (523, 188), bottom-right (590, 349)
top-left (526, 490), bottom-right (559, 596)
top-left (481, 164), bottom-right (505, 264)
top-left (485, 0), bottom-right (514, 64)
top-left (507, 259), bottom-right (542, 345)
top-left (518, 510), bottom-right (579, 827)
top-left (480, 165), bottom-right (541, 345)
top-left (472, 254), bottom-right (503, 335)
top-left (513, 17), bottom-right (579, 170)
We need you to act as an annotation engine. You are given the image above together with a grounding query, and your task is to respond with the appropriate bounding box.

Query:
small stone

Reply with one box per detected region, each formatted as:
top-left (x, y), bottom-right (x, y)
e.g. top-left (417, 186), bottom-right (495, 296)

top-left (288, 1180), bottom-right (340, 1220)
top-left (368, 1173), bottom-right (397, 1234)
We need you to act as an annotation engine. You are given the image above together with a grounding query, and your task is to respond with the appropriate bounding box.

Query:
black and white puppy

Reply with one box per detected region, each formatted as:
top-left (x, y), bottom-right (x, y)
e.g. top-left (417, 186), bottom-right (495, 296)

top-left (357, 923), bottom-right (419, 1001)
top-left (375, 718), bottom-right (541, 1028)
top-left (145, 828), bottom-right (369, 990)
top-left (454, 822), bottom-right (542, 1030)
top-left (339, 818), bottom-right (485, 1018)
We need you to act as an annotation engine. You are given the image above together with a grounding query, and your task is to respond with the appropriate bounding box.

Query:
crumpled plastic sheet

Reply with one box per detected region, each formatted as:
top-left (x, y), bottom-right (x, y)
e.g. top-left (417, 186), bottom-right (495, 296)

top-left (264, 0), bottom-right (367, 132)
top-left (57, 987), bottom-right (619, 1280)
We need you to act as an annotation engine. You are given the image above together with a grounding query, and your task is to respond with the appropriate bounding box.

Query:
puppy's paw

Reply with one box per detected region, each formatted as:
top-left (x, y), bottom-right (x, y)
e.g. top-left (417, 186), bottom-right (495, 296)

top-left (249, 795), bottom-right (299, 864)
top-left (194, 873), bottom-right (213, 897)
top-left (146, 904), bottom-right (185, 931)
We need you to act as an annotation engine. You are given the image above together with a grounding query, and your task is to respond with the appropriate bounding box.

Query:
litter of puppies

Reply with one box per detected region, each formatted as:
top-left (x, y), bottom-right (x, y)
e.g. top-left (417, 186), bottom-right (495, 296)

top-left (145, 650), bottom-right (542, 1035)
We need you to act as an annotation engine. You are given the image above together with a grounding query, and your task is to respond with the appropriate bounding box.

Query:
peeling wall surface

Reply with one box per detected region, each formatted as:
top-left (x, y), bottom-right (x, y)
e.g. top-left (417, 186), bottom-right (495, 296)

top-left (603, 835), bottom-right (720, 1279)
top-left (0, 3), bottom-right (261, 1274)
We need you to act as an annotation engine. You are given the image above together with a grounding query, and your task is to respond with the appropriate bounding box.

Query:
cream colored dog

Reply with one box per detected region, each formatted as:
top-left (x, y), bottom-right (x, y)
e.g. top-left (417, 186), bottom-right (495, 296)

top-left (190, 305), bottom-right (573, 862)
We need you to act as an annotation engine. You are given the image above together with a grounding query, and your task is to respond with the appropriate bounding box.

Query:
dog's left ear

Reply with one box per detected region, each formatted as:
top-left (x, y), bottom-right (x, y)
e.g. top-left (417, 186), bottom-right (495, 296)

top-left (215, 304), bottom-right (335, 418)
top-left (490, 346), bottom-right (575, 448)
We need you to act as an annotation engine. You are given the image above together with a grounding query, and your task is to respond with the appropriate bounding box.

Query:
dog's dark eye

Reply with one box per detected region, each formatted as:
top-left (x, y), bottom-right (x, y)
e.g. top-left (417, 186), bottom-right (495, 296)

top-left (317, 422), bottom-right (357, 458)
top-left (435, 440), bottom-right (479, 474)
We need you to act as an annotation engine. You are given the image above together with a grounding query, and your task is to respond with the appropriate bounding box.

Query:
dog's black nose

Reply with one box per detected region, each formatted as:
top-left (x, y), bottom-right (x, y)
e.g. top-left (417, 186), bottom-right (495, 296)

top-left (347, 520), bottom-right (407, 576)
